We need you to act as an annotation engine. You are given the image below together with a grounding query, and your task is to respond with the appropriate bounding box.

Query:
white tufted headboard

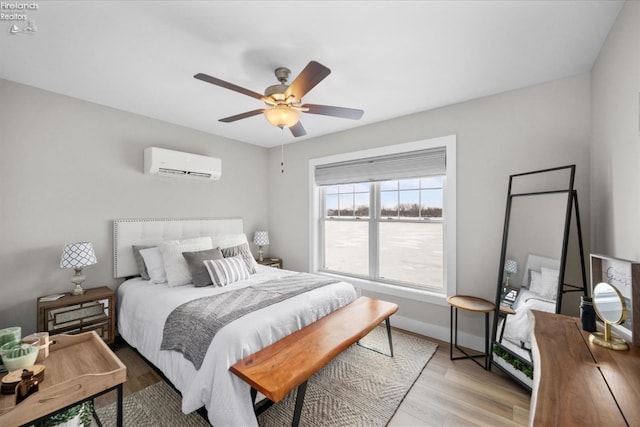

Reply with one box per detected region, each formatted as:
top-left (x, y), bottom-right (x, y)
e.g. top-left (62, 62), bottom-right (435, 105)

top-left (521, 253), bottom-right (561, 288)
top-left (113, 217), bottom-right (244, 278)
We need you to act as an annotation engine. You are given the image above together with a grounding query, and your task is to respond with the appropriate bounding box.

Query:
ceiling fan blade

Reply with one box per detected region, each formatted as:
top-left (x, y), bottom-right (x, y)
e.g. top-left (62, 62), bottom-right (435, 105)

top-left (285, 61), bottom-right (331, 100)
top-left (302, 104), bottom-right (364, 120)
top-left (289, 121), bottom-right (307, 137)
top-left (219, 109), bottom-right (265, 123)
top-left (194, 73), bottom-right (265, 101)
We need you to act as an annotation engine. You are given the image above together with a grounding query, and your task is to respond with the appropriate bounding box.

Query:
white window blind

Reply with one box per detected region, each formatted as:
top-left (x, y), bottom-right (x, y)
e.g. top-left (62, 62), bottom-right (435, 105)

top-left (314, 147), bottom-right (446, 186)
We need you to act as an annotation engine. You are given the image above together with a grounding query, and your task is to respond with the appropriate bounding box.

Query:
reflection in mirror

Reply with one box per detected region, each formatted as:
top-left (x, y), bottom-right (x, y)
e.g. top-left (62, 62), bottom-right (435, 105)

top-left (590, 282), bottom-right (629, 350)
top-left (491, 165), bottom-right (587, 390)
top-left (593, 282), bottom-right (624, 323)
top-left (500, 192), bottom-right (566, 294)
top-left (504, 259), bottom-right (517, 283)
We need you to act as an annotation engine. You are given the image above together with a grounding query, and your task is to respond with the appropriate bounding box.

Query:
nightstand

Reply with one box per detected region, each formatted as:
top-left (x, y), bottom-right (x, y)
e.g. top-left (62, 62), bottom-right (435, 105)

top-left (257, 258), bottom-right (283, 269)
top-left (37, 286), bottom-right (115, 345)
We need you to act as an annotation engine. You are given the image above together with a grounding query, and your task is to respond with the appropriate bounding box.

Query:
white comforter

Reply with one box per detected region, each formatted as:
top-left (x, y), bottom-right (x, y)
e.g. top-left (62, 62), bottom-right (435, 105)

top-left (117, 266), bottom-right (358, 427)
top-left (501, 289), bottom-right (555, 348)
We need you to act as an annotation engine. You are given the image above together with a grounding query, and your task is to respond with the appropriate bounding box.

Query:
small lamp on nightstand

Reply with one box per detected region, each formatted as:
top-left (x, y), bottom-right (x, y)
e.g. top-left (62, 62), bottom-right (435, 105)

top-left (504, 259), bottom-right (517, 286)
top-left (253, 231), bottom-right (269, 262)
top-left (60, 242), bottom-right (97, 295)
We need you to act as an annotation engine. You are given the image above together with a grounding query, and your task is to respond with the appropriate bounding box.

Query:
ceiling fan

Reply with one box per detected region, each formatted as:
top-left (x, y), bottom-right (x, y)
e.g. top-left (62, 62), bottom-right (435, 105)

top-left (194, 61), bottom-right (364, 137)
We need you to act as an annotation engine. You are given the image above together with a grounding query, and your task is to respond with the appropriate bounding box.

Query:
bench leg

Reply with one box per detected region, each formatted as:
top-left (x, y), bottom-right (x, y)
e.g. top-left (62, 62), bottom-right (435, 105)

top-left (356, 317), bottom-right (395, 357)
top-left (292, 380), bottom-right (308, 427)
top-left (251, 387), bottom-right (275, 416)
top-left (385, 317), bottom-right (394, 357)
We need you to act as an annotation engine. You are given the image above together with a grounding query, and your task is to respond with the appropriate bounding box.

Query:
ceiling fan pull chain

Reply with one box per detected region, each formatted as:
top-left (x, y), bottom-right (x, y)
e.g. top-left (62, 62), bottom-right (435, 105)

top-left (281, 129), bottom-right (285, 174)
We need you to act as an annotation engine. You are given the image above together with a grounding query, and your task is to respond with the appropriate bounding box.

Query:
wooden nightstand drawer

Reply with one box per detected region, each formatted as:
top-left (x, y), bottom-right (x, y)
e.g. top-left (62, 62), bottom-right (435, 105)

top-left (37, 286), bottom-right (115, 345)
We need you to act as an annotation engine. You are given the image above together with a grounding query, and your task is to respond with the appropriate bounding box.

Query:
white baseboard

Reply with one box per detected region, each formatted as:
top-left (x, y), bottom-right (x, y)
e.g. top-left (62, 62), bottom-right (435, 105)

top-left (391, 314), bottom-right (486, 352)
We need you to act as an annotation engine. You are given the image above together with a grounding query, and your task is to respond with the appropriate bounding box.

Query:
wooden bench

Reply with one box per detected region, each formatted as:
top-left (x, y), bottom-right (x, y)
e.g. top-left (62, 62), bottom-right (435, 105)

top-left (229, 296), bottom-right (399, 426)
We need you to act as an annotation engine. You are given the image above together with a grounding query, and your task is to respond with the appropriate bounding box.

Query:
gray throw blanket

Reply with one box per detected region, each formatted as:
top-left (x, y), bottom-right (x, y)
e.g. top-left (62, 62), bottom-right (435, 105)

top-left (160, 273), bottom-right (340, 369)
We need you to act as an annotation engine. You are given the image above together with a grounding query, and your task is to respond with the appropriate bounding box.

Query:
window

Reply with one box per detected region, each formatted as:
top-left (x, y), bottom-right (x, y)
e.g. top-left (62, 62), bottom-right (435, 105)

top-left (323, 184), bottom-right (371, 277)
top-left (310, 136), bottom-right (456, 298)
top-left (322, 177), bottom-right (444, 290)
top-left (378, 177), bottom-right (444, 288)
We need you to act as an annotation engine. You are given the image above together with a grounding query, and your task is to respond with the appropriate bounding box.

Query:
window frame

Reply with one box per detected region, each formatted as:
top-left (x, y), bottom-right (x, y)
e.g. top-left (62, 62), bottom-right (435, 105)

top-left (309, 135), bottom-right (457, 304)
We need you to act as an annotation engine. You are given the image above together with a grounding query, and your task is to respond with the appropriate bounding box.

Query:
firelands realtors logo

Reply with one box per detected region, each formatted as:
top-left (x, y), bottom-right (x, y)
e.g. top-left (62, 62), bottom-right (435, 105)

top-left (1, 2), bottom-right (38, 35)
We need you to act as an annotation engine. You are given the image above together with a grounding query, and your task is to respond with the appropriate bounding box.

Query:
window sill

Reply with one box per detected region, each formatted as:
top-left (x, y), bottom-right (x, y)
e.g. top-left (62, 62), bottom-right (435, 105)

top-left (316, 271), bottom-right (449, 307)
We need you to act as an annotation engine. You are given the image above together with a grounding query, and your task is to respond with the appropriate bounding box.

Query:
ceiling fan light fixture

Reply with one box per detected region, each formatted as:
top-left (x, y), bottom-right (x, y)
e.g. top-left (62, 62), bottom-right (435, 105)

top-left (264, 104), bottom-right (300, 128)
top-left (195, 61), bottom-right (362, 138)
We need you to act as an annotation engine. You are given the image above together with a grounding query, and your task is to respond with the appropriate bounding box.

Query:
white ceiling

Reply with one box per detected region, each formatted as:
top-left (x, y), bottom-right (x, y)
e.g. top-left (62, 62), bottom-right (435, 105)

top-left (0, 1), bottom-right (623, 148)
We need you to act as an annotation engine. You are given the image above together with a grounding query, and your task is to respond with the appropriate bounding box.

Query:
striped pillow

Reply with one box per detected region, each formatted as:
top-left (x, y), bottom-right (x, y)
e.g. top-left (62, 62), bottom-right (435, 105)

top-left (204, 256), bottom-right (251, 287)
top-left (221, 242), bottom-right (258, 274)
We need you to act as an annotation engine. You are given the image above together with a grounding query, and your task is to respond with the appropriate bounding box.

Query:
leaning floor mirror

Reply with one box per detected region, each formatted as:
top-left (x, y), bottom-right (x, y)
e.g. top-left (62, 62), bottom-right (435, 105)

top-left (490, 165), bottom-right (587, 389)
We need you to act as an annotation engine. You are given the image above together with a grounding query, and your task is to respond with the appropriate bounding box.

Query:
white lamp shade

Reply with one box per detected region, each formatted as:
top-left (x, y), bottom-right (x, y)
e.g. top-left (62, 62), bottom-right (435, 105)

top-left (263, 105), bottom-right (300, 128)
top-left (504, 259), bottom-right (518, 274)
top-left (253, 231), bottom-right (270, 246)
top-left (60, 242), bottom-right (97, 268)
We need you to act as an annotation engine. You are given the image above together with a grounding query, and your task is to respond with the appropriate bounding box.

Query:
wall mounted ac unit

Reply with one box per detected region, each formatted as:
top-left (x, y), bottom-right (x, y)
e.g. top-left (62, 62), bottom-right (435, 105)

top-left (144, 147), bottom-right (221, 180)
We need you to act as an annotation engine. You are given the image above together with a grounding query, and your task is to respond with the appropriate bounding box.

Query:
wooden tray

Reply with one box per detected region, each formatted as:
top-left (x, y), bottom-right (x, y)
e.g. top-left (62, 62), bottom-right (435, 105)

top-left (0, 331), bottom-right (126, 426)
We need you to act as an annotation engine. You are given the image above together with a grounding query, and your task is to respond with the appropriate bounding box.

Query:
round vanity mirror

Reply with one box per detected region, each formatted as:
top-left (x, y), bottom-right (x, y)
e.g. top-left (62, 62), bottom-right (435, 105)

top-left (590, 282), bottom-right (629, 351)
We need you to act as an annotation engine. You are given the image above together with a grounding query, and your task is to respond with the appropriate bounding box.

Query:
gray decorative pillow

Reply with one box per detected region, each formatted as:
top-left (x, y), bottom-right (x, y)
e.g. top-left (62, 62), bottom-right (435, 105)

top-left (182, 247), bottom-right (224, 287)
top-left (132, 245), bottom-right (155, 280)
top-left (221, 242), bottom-right (258, 274)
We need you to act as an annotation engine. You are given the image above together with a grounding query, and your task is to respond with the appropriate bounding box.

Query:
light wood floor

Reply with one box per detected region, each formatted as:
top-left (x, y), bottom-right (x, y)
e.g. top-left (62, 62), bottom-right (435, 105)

top-left (388, 336), bottom-right (530, 426)
top-left (97, 334), bottom-right (531, 426)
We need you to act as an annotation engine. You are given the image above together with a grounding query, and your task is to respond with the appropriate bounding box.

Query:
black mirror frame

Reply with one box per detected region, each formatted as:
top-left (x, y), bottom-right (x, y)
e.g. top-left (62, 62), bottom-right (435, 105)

top-left (489, 164), bottom-right (588, 390)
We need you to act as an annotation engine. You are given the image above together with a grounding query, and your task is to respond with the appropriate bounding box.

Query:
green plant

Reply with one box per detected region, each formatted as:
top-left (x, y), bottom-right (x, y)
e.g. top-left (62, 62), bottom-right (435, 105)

top-left (35, 401), bottom-right (93, 427)
top-left (493, 345), bottom-right (534, 379)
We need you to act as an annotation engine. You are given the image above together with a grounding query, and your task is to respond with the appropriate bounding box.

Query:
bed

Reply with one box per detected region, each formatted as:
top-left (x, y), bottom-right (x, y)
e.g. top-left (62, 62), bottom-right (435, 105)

top-left (493, 254), bottom-right (560, 387)
top-left (113, 218), bottom-right (358, 427)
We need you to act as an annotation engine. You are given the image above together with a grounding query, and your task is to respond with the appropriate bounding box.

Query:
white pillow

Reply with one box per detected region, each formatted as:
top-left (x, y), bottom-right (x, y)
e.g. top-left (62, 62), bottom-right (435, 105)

top-left (540, 267), bottom-right (559, 300)
top-left (159, 237), bottom-right (213, 287)
top-left (139, 247), bottom-right (167, 284)
top-left (529, 268), bottom-right (559, 300)
top-left (529, 270), bottom-right (542, 293)
top-left (204, 256), bottom-right (251, 287)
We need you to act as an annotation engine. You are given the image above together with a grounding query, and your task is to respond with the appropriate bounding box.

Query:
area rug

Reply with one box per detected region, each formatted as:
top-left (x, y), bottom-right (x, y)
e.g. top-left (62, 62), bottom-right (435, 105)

top-left (96, 327), bottom-right (437, 426)
top-left (94, 381), bottom-right (209, 427)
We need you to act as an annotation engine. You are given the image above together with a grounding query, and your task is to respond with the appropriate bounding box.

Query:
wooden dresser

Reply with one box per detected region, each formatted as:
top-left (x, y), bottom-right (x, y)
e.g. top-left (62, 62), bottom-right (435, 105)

top-left (530, 310), bottom-right (640, 426)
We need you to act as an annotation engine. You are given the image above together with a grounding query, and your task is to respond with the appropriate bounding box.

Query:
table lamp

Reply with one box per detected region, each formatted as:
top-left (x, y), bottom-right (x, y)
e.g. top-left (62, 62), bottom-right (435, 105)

top-left (504, 259), bottom-right (517, 286)
top-left (60, 242), bottom-right (97, 295)
top-left (253, 231), bottom-right (269, 262)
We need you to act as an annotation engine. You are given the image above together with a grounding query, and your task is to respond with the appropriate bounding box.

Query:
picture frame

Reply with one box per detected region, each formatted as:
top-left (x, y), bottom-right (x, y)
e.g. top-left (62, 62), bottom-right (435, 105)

top-left (590, 253), bottom-right (640, 346)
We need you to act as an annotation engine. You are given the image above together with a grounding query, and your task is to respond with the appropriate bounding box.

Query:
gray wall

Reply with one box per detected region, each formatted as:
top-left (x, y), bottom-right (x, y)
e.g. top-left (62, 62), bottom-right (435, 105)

top-left (0, 79), bottom-right (269, 334)
top-left (591, 1), bottom-right (640, 260)
top-left (267, 74), bottom-right (591, 342)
